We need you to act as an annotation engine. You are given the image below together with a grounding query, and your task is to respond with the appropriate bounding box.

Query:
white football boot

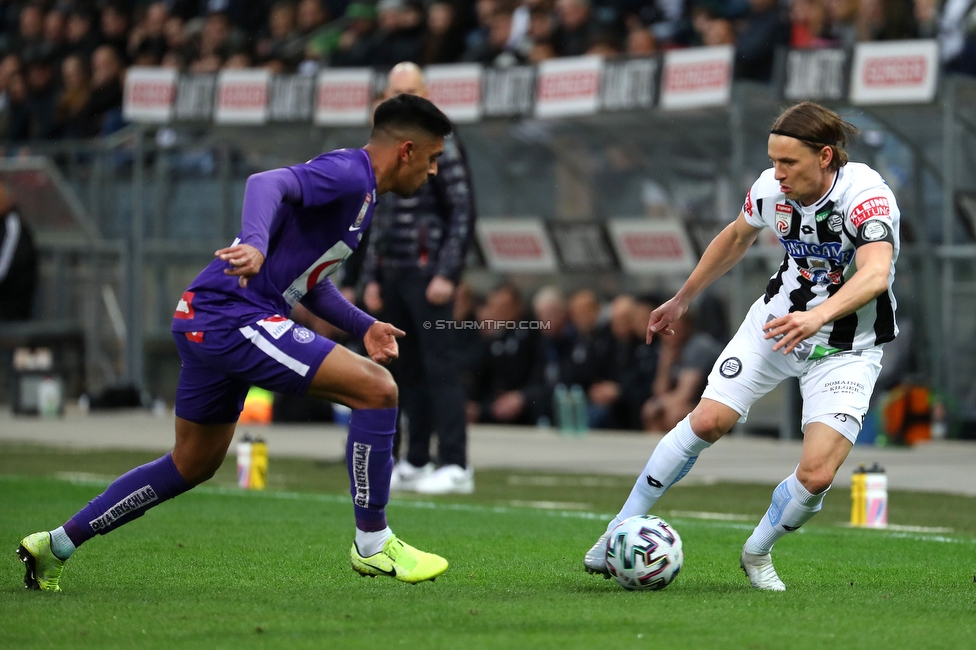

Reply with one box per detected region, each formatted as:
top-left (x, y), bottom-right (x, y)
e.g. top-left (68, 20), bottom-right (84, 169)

top-left (414, 464), bottom-right (474, 495)
top-left (740, 545), bottom-right (786, 591)
top-left (389, 460), bottom-right (434, 492)
top-left (583, 531), bottom-right (611, 578)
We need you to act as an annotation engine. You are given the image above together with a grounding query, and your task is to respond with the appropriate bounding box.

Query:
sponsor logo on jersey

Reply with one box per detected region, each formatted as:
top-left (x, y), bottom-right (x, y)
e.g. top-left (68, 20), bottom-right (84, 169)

top-left (719, 357), bottom-right (742, 378)
top-left (775, 203), bottom-right (792, 234)
top-left (257, 315), bottom-right (294, 340)
top-left (292, 327), bottom-right (315, 343)
top-left (350, 192), bottom-right (372, 230)
top-left (861, 220), bottom-right (889, 242)
top-left (174, 291), bottom-right (195, 319)
top-left (281, 241), bottom-right (353, 306)
top-left (743, 189), bottom-right (754, 217)
top-left (780, 239), bottom-right (855, 265)
top-left (850, 196), bottom-right (890, 228)
top-left (798, 258), bottom-right (844, 286)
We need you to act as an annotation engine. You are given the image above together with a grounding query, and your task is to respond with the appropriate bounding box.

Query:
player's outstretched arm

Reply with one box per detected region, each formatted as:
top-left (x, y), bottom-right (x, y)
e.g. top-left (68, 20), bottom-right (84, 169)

top-left (647, 212), bottom-right (761, 343)
top-left (763, 241), bottom-right (893, 354)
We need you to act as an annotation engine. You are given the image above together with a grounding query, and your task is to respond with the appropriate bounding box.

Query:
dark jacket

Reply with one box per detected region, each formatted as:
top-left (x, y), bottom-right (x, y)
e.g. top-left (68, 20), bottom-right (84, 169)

top-left (0, 211), bottom-right (38, 321)
top-left (363, 133), bottom-right (476, 284)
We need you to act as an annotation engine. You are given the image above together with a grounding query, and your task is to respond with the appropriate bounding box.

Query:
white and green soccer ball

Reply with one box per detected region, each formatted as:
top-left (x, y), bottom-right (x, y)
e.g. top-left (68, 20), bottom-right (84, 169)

top-left (605, 515), bottom-right (683, 591)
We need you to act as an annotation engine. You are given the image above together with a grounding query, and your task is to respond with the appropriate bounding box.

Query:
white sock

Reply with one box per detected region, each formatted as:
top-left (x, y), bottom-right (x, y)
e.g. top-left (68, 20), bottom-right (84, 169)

top-left (606, 416), bottom-right (712, 533)
top-left (745, 471), bottom-right (827, 555)
top-left (49, 526), bottom-right (76, 561)
top-left (355, 526), bottom-right (393, 557)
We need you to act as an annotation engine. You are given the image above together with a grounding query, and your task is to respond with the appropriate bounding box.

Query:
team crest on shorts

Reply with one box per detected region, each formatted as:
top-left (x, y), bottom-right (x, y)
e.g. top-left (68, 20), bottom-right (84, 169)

top-left (293, 327), bottom-right (315, 344)
top-left (719, 357), bottom-right (742, 378)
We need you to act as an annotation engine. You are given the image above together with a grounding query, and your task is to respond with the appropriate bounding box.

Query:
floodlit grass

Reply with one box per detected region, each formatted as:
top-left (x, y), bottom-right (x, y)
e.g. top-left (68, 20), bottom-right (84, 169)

top-left (2, 444), bottom-right (975, 649)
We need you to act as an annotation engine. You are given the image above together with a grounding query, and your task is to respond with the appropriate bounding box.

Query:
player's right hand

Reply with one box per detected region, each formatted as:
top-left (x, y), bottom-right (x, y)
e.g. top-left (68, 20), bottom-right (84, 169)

top-left (646, 298), bottom-right (684, 344)
top-left (364, 321), bottom-right (405, 365)
top-left (216, 243), bottom-right (265, 288)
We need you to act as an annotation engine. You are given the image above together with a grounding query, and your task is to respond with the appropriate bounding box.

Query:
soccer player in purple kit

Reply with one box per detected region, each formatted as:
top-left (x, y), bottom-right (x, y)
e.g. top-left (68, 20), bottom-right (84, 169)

top-left (17, 93), bottom-right (454, 591)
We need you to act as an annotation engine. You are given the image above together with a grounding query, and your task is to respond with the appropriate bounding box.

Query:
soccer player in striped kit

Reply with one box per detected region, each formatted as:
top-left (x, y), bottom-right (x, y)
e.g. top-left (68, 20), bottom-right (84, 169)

top-left (17, 94), bottom-right (453, 591)
top-left (585, 101), bottom-right (900, 591)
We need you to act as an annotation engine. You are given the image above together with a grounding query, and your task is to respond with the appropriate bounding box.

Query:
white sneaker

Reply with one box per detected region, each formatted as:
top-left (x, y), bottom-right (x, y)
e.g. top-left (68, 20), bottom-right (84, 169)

top-left (583, 531), bottom-right (611, 578)
top-left (389, 460), bottom-right (434, 492)
top-left (414, 464), bottom-right (474, 495)
top-left (740, 545), bottom-right (786, 591)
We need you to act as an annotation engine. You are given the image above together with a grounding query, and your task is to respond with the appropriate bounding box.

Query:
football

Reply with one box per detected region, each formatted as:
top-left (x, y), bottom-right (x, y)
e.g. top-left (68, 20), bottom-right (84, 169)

top-left (605, 515), bottom-right (683, 591)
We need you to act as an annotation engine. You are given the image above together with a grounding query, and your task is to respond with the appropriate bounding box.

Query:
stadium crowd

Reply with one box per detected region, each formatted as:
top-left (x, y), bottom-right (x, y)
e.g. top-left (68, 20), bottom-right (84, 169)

top-left (0, 0), bottom-right (973, 141)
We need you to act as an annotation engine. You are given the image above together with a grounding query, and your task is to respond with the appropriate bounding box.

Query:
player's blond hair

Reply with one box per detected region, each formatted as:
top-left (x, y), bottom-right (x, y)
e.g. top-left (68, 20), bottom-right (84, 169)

top-left (771, 102), bottom-right (859, 173)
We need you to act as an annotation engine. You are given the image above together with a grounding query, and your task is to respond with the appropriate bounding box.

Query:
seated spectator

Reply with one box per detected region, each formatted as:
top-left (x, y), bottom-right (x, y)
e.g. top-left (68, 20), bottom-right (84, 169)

top-left (54, 54), bottom-right (91, 139)
top-left (941, 0), bottom-right (976, 76)
top-left (641, 310), bottom-right (723, 433)
top-left (790, 0), bottom-right (829, 48)
top-left (331, 2), bottom-right (379, 67)
top-left (256, 1), bottom-right (303, 69)
top-left (453, 280), bottom-right (486, 418)
top-left (588, 293), bottom-right (636, 429)
top-left (24, 52), bottom-right (58, 139)
top-left (734, 0), bottom-right (790, 82)
top-left (186, 10), bottom-right (244, 72)
top-left (99, 2), bottom-right (131, 64)
top-left (66, 9), bottom-right (98, 61)
top-left (471, 282), bottom-right (538, 424)
top-left (528, 39), bottom-right (557, 62)
top-left (553, 0), bottom-right (595, 56)
top-left (81, 45), bottom-right (124, 137)
top-left (464, 5), bottom-right (519, 65)
top-left (626, 27), bottom-right (656, 55)
top-left (519, 285), bottom-right (574, 424)
top-left (861, 0), bottom-right (919, 41)
top-left (128, 2), bottom-right (169, 65)
top-left (914, 0), bottom-right (939, 38)
top-left (422, 1), bottom-right (467, 64)
top-left (616, 294), bottom-right (660, 430)
top-left (12, 3), bottom-right (44, 63)
top-left (163, 14), bottom-right (189, 63)
top-left (372, 0), bottom-right (426, 66)
top-left (41, 9), bottom-right (69, 66)
top-left (0, 70), bottom-right (31, 142)
top-left (823, 0), bottom-right (861, 49)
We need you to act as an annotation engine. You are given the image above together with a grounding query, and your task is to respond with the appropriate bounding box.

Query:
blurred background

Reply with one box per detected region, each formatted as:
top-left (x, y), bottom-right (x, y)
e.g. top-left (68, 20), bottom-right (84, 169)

top-left (0, 0), bottom-right (974, 444)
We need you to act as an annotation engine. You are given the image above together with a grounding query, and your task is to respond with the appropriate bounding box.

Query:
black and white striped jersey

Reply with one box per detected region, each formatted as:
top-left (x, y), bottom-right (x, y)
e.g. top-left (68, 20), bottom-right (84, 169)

top-left (741, 162), bottom-right (899, 352)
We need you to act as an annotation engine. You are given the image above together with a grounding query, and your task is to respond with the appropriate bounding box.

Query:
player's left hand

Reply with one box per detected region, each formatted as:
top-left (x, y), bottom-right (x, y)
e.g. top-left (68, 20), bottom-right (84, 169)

top-left (426, 275), bottom-right (455, 305)
top-left (364, 321), bottom-right (406, 365)
top-left (763, 310), bottom-right (826, 354)
top-left (216, 243), bottom-right (265, 288)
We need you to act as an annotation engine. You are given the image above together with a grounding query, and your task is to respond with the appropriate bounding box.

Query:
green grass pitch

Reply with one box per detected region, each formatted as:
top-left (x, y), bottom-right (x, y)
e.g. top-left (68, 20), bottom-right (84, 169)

top-left (2, 444), bottom-right (975, 649)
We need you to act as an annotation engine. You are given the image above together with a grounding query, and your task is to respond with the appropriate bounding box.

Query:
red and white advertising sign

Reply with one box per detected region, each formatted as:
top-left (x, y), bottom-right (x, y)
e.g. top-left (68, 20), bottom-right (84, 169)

top-left (426, 64), bottom-right (482, 123)
top-left (535, 55), bottom-right (603, 119)
top-left (608, 219), bottom-right (696, 274)
top-left (850, 40), bottom-right (938, 105)
top-left (123, 67), bottom-right (177, 123)
top-left (215, 69), bottom-right (271, 124)
top-left (659, 46), bottom-right (733, 111)
top-left (476, 219), bottom-right (557, 273)
top-left (314, 68), bottom-right (373, 126)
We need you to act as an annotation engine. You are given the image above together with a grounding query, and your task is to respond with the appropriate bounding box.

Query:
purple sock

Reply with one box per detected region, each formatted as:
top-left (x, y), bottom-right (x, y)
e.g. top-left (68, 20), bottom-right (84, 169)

top-left (62, 453), bottom-right (191, 547)
top-left (347, 407), bottom-right (396, 532)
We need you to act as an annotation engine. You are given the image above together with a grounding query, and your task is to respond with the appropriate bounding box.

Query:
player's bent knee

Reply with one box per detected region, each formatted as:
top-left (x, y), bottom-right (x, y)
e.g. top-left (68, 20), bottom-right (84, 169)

top-left (795, 466), bottom-right (834, 495)
top-left (363, 363), bottom-right (398, 409)
top-left (689, 406), bottom-right (735, 443)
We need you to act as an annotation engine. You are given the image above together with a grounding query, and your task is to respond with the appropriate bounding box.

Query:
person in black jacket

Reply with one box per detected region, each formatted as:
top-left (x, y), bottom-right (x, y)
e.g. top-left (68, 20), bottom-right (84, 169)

top-left (363, 62), bottom-right (477, 495)
top-left (0, 184), bottom-right (38, 321)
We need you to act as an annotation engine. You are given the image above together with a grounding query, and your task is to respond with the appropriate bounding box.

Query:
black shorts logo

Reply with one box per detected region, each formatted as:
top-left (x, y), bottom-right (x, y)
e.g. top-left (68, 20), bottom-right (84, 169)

top-left (719, 357), bottom-right (742, 378)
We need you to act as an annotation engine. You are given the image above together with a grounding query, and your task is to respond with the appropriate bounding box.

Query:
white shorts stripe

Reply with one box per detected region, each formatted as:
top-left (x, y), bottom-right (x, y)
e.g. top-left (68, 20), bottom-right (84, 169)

top-left (239, 326), bottom-right (311, 377)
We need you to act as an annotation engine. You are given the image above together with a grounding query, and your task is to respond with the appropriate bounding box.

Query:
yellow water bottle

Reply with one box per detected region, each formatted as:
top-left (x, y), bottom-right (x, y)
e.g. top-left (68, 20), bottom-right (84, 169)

top-left (249, 437), bottom-right (268, 490)
top-left (850, 463), bottom-right (867, 526)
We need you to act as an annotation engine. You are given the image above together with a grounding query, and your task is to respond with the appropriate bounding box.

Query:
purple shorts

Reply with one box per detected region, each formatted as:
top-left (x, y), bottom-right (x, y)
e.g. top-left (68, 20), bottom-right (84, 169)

top-left (173, 316), bottom-right (337, 425)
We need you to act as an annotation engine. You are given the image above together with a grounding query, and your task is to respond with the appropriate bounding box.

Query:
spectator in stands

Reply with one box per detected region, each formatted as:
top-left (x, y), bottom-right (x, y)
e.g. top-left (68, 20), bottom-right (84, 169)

top-left (641, 310), bottom-right (723, 433)
top-left (520, 286), bottom-right (575, 424)
top-left (473, 282), bottom-right (538, 424)
top-left (626, 27), bottom-right (656, 54)
top-left (0, 69), bottom-right (31, 142)
top-left (54, 53), bottom-right (91, 139)
top-left (372, 0), bottom-right (426, 66)
top-left (693, 7), bottom-right (736, 46)
top-left (41, 9), bottom-right (68, 66)
top-left (99, 3), bottom-right (131, 64)
top-left (790, 0), bottom-right (829, 48)
top-left (453, 280), bottom-right (486, 421)
top-left (330, 2), bottom-right (379, 67)
top-left (0, 184), bottom-right (38, 321)
top-left (25, 52), bottom-right (58, 139)
top-left (13, 3), bottom-right (43, 62)
top-left (81, 45), bottom-right (124, 136)
top-left (463, 5), bottom-right (518, 65)
top-left (422, 1), bottom-right (467, 64)
top-left (941, 0), bottom-right (976, 76)
top-left (866, 0), bottom-right (920, 40)
top-left (128, 2), bottom-right (169, 65)
top-left (823, 0), bottom-right (862, 48)
top-left (589, 294), bottom-right (635, 429)
top-left (66, 9), bottom-right (98, 62)
top-left (256, 1), bottom-right (303, 70)
top-left (553, 0), bottom-right (594, 56)
top-left (734, 0), bottom-right (790, 82)
top-left (914, 0), bottom-right (939, 38)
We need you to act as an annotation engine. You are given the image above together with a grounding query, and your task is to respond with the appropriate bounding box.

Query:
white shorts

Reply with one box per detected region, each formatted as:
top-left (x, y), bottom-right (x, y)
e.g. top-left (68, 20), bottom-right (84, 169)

top-left (701, 298), bottom-right (884, 444)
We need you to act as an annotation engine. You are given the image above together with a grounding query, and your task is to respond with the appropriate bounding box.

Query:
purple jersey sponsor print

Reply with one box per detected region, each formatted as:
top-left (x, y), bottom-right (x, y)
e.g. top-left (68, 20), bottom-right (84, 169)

top-left (172, 148), bottom-right (377, 334)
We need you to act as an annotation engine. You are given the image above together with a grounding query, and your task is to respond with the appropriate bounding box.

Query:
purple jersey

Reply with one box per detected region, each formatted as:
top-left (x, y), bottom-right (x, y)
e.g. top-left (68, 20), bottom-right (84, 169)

top-left (172, 148), bottom-right (377, 333)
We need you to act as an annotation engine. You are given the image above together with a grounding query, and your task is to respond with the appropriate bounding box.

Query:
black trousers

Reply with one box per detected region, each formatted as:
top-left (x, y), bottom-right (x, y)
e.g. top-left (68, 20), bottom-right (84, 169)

top-left (381, 268), bottom-right (468, 468)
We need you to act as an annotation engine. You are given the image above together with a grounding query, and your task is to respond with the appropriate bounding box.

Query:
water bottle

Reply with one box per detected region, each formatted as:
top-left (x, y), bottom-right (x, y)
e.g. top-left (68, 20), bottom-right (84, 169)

top-left (552, 384), bottom-right (573, 435)
top-left (864, 462), bottom-right (888, 528)
top-left (38, 376), bottom-right (62, 418)
top-left (236, 434), bottom-right (253, 489)
top-left (850, 463), bottom-right (867, 526)
top-left (570, 384), bottom-right (589, 436)
top-left (249, 437), bottom-right (268, 490)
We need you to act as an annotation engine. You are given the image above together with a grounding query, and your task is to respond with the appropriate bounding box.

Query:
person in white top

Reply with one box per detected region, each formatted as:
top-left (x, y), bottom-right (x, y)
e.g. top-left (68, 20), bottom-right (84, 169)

top-left (584, 101), bottom-right (899, 591)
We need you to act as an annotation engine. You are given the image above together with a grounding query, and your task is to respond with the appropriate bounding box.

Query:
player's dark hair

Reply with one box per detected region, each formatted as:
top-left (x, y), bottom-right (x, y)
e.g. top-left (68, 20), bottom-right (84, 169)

top-left (372, 93), bottom-right (453, 140)
top-left (771, 102), bottom-right (859, 172)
